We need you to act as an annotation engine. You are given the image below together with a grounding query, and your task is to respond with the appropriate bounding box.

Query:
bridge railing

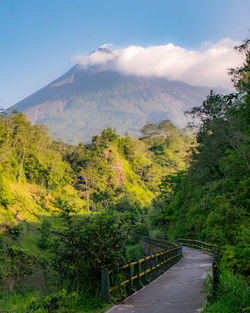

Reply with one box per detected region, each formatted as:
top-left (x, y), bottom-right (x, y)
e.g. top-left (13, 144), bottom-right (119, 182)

top-left (142, 236), bottom-right (177, 254)
top-left (101, 239), bottom-right (182, 300)
top-left (178, 238), bottom-right (220, 297)
top-left (178, 238), bottom-right (218, 254)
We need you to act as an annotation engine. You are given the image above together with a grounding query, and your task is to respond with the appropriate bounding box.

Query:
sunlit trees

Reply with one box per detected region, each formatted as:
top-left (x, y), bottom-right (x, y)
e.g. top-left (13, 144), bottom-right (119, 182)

top-left (154, 40), bottom-right (250, 274)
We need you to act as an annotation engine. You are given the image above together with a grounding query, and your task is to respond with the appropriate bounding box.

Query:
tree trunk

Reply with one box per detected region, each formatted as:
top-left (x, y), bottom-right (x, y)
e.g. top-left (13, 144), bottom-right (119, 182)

top-left (18, 145), bottom-right (26, 183)
top-left (86, 191), bottom-right (90, 212)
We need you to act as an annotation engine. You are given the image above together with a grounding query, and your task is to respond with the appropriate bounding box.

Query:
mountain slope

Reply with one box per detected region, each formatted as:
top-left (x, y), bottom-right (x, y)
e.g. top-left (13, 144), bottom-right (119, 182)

top-left (12, 49), bottom-right (223, 143)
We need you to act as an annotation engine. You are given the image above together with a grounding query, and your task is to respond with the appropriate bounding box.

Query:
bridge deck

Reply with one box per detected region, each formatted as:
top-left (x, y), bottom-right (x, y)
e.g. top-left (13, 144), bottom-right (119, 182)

top-left (106, 247), bottom-right (212, 313)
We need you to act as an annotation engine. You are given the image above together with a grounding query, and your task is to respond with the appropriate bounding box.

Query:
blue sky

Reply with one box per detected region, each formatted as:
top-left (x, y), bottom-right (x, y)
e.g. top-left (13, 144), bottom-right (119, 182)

top-left (0, 0), bottom-right (249, 108)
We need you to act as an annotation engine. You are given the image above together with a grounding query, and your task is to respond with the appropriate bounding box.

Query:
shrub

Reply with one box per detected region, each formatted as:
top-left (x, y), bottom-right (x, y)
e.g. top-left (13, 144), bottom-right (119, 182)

top-left (204, 270), bottom-right (250, 313)
top-left (52, 201), bottom-right (126, 290)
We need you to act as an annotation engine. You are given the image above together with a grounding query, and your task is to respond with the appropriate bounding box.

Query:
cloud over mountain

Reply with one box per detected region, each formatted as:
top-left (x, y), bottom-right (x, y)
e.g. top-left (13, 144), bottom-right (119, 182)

top-left (75, 38), bottom-right (242, 88)
top-left (75, 47), bottom-right (117, 68)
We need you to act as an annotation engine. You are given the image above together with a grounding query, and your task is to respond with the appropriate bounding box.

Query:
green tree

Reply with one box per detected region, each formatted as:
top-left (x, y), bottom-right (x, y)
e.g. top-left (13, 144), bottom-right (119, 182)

top-left (52, 205), bottom-right (126, 287)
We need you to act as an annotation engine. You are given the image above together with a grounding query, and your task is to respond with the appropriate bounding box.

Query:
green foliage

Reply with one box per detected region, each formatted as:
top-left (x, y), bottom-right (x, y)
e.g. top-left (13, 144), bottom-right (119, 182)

top-left (52, 206), bottom-right (126, 288)
top-left (0, 112), bottom-right (75, 223)
top-left (0, 234), bottom-right (40, 291)
top-left (0, 171), bottom-right (13, 207)
top-left (0, 112), bottom-right (71, 187)
top-left (107, 197), bottom-right (149, 260)
top-left (125, 244), bottom-right (143, 261)
top-left (140, 120), bottom-right (178, 139)
top-left (204, 270), bottom-right (250, 313)
top-left (0, 105), bottom-right (193, 311)
top-left (221, 226), bottom-right (250, 275)
top-left (0, 288), bottom-right (111, 313)
top-left (0, 110), bottom-right (193, 224)
top-left (27, 288), bottom-right (73, 312)
top-left (153, 40), bottom-right (250, 275)
top-left (38, 220), bottom-right (51, 249)
top-left (141, 120), bottom-right (195, 174)
top-left (100, 127), bottom-right (119, 146)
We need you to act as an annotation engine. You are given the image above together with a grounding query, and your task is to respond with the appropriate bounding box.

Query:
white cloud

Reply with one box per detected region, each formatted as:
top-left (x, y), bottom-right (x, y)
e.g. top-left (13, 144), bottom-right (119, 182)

top-left (99, 43), bottom-right (113, 49)
top-left (74, 48), bottom-right (117, 68)
top-left (75, 38), bottom-right (243, 88)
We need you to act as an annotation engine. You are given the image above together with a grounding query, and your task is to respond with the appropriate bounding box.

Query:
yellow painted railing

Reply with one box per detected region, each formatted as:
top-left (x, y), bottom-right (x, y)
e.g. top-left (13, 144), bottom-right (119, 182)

top-left (101, 239), bottom-right (182, 300)
top-left (178, 238), bottom-right (218, 254)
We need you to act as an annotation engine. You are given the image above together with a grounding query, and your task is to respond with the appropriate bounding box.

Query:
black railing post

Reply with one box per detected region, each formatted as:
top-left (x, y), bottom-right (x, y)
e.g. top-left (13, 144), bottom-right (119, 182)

top-left (125, 264), bottom-right (132, 295)
top-left (155, 253), bottom-right (159, 276)
top-left (145, 257), bottom-right (151, 283)
top-left (129, 263), bottom-right (133, 293)
top-left (165, 250), bottom-right (170, 270)
top-left (212, 246), bottom-right (220, 298)
top-left (153, 254), bottom-right (157, 279)
top-left (101, 268), bottom-right (109, 301)
top-left (134, 260), bottom-right (140, 290)
top-left (141, 257), bottom-right (147, 285)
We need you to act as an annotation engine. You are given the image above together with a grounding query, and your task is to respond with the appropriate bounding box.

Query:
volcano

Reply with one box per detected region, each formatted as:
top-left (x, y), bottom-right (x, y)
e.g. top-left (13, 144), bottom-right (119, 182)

top-left (12, 48), bottom-right (222, 143)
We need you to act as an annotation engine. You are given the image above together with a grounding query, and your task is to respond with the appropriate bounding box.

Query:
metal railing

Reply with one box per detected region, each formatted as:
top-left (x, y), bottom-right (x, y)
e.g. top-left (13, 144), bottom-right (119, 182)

top-left (178, 238), bottom-right (217, 254)
top-left (142, 236), bottom-right (177, 254)
top-left (178, 238), bottom-right (220, 298)
top-left (101, 239), bottom-right (182, 300)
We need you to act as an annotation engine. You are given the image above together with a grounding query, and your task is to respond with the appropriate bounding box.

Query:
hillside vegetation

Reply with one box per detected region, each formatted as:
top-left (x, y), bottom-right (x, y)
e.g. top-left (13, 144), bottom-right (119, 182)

top-left (0, 110), bottom-right (193, 311)
top-left (153, 40), bottom-right (250, 312)
top-left (0, 112), bottom-right (193, 224)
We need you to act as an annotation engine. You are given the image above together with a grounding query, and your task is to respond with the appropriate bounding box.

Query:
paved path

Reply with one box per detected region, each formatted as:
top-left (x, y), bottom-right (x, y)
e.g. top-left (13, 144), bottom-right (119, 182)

top-left (106, 247), bottom-right (212, 313)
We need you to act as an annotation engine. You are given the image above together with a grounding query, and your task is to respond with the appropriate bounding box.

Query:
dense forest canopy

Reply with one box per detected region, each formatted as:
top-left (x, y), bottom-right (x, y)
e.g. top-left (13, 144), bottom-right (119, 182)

top-left (153, 40), bottom-right (250, 276)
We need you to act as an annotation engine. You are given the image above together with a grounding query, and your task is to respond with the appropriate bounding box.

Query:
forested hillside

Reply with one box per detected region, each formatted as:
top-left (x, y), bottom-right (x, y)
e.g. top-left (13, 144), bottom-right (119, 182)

top-left (0, 111), bottom-right (194, 311)
top-left (153, 40), bottom-right (250, 312)
top-left (0, 112), bottom-right (193, 224)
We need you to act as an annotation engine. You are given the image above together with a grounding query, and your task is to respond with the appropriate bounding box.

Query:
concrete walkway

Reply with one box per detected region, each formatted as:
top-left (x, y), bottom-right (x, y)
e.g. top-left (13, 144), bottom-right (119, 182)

top-left (106, 247), bottom-right (212, 313)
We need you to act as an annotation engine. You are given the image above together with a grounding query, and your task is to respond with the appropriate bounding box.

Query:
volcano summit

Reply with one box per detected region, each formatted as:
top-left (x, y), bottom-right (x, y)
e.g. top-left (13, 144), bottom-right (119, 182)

top-left (12, 47), bottom-right (222, 143)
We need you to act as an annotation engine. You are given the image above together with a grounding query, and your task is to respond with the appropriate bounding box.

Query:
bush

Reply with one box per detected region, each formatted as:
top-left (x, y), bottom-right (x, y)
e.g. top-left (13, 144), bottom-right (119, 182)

top-left (125, 244), bottom-right (143, 261)
top-left (52, 201), bottom-right (126, 290)
top-left (38, 220), bottom-right (51, 249)
top-left (27, 288), bottom-right (72, 312)
top-left (204, 270), bottom-right (250, 313)
top-left (0, 235), bottom-right (39, 290)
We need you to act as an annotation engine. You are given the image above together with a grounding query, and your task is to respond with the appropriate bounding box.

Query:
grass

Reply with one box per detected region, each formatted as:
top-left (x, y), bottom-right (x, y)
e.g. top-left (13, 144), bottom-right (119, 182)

top-left (21, 231), bottom-right (50, 259)
top-left (1, 181), bottom-right (87, 225)
top-left (0, 289), bottom-right (112, 313)
top-left (204, 270), bottom-right (250, 313)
